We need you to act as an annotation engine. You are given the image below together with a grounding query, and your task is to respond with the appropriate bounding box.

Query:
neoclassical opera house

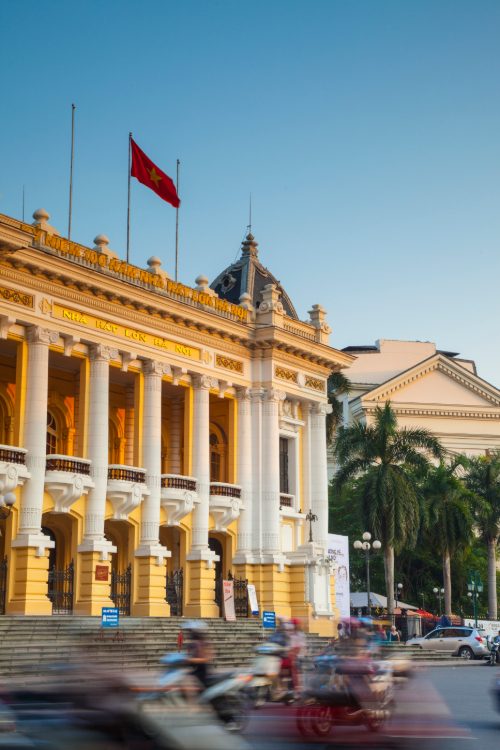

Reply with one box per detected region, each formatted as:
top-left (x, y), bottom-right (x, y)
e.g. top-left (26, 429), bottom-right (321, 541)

top-left (0, 209), bottom-right (352, 633)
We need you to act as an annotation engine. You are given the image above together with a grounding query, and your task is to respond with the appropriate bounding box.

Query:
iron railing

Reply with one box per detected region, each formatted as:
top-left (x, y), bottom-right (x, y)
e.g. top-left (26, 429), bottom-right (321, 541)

top-left (161, 475), bottom-right (197, 492)
top-left (0, 446), bottom-right (26, 465)
top-left (111, 564), bottom-right (131, 616)
top-left (210, 483), bottom-right (241, 499)
top-left (47, 561), bottom-right (74, 615)
top-left (0, 557), bottom-right (7, 615)
top-left (46, 456), bottom-right (91, 475)
top-left (166, 568), bottom-right (184, 616)
top-left (108, 466), bottom-right (146, 483)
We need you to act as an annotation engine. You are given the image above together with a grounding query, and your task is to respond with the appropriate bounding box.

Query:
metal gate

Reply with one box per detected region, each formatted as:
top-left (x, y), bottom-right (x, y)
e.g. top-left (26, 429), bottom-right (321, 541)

top-left (48, 561), bottom-right (74, 615)
top-left (229, 572), bottom-right (249, 618)
top-left (216, 572), bottom-right (249, 618)
top-left (166, 568), bottom-right (183, 616)
top-left (111, 564), bottom-right (131, 616)
top-left (0, 557), bottom-right (7, 615)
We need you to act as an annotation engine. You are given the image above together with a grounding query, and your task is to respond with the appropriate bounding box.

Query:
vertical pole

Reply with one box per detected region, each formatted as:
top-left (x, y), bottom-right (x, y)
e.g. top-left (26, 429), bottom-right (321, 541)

top-left (127, 132), bottom-right (132, 263)
top-left (366, 550), bottom-right (371, 616)
top-left (68, 103), bottom-right (76, 239)
top-left (175, 159), bottom-right (180, 281)
top-left (22, 185), bottom-right (25, 222)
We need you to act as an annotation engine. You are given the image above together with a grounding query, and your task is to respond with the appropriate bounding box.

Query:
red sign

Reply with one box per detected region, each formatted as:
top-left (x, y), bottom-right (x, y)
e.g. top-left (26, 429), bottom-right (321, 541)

top-left (95, 565), bottom-right (109, 581)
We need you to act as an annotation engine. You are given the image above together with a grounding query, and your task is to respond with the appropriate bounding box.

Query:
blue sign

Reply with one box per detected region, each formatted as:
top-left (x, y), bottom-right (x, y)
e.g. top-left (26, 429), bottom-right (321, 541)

top-left (102, 607), bottom-right (119, 628)
top-left (262, 610), bottom-right (276, 629)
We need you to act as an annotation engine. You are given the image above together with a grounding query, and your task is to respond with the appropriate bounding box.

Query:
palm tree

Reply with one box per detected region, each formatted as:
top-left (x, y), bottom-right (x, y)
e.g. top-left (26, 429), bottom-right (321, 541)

top-left (326, 371), bottom-right (350, 445)
top-left (421, 457), bottom-right (474, 617)
top-left (465, 453), bottom-right (500, 619)
top-left (334, 402), bottom-right (443, 614)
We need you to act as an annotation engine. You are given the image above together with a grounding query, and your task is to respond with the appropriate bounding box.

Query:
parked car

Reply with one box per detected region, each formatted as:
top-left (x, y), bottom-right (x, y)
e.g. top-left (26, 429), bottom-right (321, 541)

top-left (406, 626), bottom-right (489, 660)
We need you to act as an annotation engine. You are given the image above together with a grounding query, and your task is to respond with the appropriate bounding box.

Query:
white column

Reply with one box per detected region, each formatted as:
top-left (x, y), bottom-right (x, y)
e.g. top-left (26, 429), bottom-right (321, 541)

top-left (169, 396), bottom-right (182, 474)
top-left (233, 387), bottom-right (252, 560)
top-left (301, 402), bottom-right (312, 515)
top-left (250, 388), bottom-right (264, 554)
top-left (124, 383), bottom-right (135, 466)
top-left (79, 344), bottom-right (116, 556)
top-left (261, 388), bottom-right (285, 556)
top-left (136, 361), bottom-right (169, 561)
top-left (188, 375), bottom-right (217, 560)
top-left (13, 326), bottom-right (58, 551)
top-left (310, 402), bottom-right (329, 551)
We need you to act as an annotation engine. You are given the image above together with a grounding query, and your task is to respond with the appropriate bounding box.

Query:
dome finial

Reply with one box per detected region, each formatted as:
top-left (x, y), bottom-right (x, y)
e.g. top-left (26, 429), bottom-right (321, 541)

top-left (241, 232), bottom-right (258, 257)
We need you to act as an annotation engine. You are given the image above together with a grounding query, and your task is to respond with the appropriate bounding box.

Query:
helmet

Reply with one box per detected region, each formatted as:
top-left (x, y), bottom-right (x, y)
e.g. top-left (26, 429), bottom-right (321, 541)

top-left (182, 619), bottom-right (208, 632)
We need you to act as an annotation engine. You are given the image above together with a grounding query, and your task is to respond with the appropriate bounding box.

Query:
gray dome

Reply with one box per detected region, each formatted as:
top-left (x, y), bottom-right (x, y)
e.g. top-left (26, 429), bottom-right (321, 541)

top-left (210, 233), bottom-right (299, 319)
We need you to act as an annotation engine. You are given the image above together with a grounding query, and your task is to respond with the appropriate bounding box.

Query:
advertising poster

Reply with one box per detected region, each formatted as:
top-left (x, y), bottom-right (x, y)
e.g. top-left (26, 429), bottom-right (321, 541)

top-left (327, 533), bottom-right (350, 619)
top-left (223, 579), bottom-right (236, 621)
top-left (247, 583), bottom-right (259, 615)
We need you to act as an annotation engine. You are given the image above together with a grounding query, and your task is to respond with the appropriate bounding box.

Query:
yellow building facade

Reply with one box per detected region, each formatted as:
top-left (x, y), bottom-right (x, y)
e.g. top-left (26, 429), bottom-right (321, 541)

top-left (0, 209), bottom-right (353, 634)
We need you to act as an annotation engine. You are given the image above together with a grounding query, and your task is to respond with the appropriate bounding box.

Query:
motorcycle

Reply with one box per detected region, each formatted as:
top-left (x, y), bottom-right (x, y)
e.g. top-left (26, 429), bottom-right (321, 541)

top-left (150, 652), bottom-right (252, 732)
top-left (246, 642), bottom-right (295, 707)
top-left (296, 657), bottom-right (393, 737)
top-left (488, 640), bottom-right (500, 666)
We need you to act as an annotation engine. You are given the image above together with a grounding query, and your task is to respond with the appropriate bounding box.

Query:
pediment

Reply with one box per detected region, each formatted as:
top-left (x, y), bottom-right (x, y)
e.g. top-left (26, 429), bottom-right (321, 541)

top-left (363, 355), bottom-right (500, 409)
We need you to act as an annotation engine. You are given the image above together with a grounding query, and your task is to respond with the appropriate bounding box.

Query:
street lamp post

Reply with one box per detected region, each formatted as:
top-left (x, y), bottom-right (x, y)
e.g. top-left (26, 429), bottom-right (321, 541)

top-left (395, 582), bottom-right (403, 610)
top-left (353, 532), bottom-right (381, 616)
top-left (467, 571), bottom-right (483, 628)
top-left (305, 509), bottom-right (318, 543)
top-left (433, 587), bottom-right (444, 615)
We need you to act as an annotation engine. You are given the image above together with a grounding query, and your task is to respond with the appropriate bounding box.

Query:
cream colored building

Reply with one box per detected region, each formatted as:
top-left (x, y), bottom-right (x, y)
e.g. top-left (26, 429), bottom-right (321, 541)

top-left (0, 209), bottom-right (353, 633)
top-left (328, 339), bottom-right (500, 478)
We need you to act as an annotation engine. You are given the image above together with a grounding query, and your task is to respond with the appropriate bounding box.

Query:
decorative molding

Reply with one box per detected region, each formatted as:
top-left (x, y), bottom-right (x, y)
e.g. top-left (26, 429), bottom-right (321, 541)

top-left (368, 357), bottom-right (500, 408)
top-left (0, 284), bottom-right (33, 308)
top-left (363, 403), bottom-right (500, 420)
top-left (305, 376), bottom-right (325, 392)
top-left (215, 353), bottom-right (244, 374)
top-left (275, 365), bottom-right (298, 383)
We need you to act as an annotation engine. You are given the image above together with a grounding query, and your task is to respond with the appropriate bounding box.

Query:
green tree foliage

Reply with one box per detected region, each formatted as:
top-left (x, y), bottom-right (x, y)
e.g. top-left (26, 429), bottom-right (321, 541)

top-left (333, 402), bottom-right (443, 614)
top-left (420, 457), bottom-right (474, 616)
top-left (464, 452), bottom-right (500, 619)
top-left (326, 371), bottom-right (350, 445)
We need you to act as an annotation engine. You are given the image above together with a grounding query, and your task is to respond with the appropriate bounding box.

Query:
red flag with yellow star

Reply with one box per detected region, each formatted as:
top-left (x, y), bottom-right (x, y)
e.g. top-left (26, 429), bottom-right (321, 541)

top-left (130, 138), bottom-right (180, 207)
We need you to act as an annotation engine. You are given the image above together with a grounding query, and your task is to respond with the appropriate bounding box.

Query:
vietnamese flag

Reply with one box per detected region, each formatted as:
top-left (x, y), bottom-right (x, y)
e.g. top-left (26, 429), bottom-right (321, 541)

top-left (130, 138), bottom-right (180, 208)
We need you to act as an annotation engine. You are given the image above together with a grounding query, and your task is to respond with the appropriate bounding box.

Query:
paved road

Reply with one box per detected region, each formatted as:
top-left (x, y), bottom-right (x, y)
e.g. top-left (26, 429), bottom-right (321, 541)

top-left (244, 664), bottom-right (500, 750)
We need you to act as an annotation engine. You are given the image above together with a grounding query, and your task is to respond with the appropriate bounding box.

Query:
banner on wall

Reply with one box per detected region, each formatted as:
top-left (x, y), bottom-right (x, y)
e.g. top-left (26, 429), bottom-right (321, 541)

top-left (327, 533), bottom-right (350, 619)
top-left (223, 579), bottom-right (236, 621)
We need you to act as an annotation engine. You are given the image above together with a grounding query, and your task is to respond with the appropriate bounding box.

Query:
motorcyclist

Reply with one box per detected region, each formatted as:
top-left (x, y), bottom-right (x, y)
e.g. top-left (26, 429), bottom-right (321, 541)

top-left (490, 630), bottom-right (500, 664)
top-left (182, 620), bottom-right (213, 688)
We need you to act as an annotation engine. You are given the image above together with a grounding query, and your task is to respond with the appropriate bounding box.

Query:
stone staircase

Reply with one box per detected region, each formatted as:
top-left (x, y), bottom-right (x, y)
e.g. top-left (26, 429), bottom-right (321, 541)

top-left (0, 617), bottom-right (459, 680)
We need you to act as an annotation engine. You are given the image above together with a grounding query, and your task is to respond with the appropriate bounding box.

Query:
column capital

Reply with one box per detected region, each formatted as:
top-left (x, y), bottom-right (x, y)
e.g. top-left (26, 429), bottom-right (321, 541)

top-left (89, 343), bottom-right (119, 362)
top-left (142, 359), bottom-right (172, 377)
top-left (311, 402), bottom-right (330, 417)
top-left (250, 387), bottom-right (265, 402)
top-left (191, 374), bottom-right (218, 391)
top-left (26, 326), bottom-right (59, 346)
top-left (235, 386), bottom-right (251, 401)
top-left (264, 388), bottom-right (286, 403)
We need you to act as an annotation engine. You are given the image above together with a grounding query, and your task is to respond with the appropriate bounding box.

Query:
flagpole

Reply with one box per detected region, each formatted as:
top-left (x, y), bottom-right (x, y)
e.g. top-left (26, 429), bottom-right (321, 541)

top-left (127, 132), bottom-right (132, 263)
top-left (175, 159), bottom-right (180, 281)
top-left (68, 103), bottom-right (76, 239)
top-left (22, 185), bottom-right (25, 222)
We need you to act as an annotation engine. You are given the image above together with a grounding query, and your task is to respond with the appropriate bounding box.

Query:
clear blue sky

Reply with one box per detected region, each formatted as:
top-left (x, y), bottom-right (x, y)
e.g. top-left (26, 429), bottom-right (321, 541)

top-left (1, 0), bottom-right (499, 385)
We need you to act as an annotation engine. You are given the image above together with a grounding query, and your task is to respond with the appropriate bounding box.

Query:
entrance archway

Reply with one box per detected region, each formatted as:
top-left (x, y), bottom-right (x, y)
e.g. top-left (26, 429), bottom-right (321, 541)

top-left (160, 526), bottom-right (186, 616)
top-left (41, 514), bottom-right (76, 614)
top-left (104, 519), bottom-right (133, 615)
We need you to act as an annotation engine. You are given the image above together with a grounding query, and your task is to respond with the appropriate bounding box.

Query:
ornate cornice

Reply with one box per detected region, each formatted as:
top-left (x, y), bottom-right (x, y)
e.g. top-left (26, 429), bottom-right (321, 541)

top-left (366, 356), bottom-right (500, 408)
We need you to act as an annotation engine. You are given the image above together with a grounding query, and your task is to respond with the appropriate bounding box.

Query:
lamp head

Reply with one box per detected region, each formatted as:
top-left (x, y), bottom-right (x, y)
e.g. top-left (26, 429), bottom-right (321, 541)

top-left (353, 540), bottom-right (362, 550)
top-left (3, 493), bottom-right (15, 507)
top-left (397, 582), bottom-right (403, 590)
top-left (362, 541), bottom-right (370, 551)
top-left (362, 531), bottom-right (371, 542)
top-left (433, 587), bottom-right (438, 594)
top-left (372, 540), bottom-right (381, 550)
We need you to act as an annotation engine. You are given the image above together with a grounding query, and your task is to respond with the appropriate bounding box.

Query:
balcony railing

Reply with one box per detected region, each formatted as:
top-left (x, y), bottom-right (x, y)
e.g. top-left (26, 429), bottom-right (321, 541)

top-left (210, 482), bottom-right (241, 500)
top-left (108, 465), bottom-right (146, 483)
top-left (161, 475), bottom-right (197, 492)
top-left (279, 493), bottom-right (294, 509)
top-left (0, 445), bottom-right (27, 465)
top-left (46, 455), bottom-right (91, 475)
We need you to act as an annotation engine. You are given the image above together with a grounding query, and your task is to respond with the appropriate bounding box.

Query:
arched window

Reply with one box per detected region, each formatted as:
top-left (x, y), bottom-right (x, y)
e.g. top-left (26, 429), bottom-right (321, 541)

top-left (46, 411), bottom-right (59, 455)
top-left (108, 419), bottom-right (120, 464)
top-left (210, 433), bottom-right (221, 482)
top-left (209, 424), bottom-right (227, 482)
